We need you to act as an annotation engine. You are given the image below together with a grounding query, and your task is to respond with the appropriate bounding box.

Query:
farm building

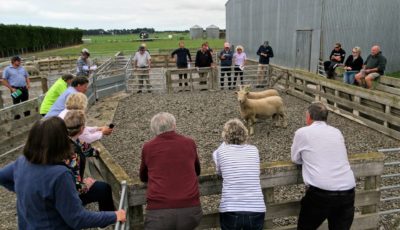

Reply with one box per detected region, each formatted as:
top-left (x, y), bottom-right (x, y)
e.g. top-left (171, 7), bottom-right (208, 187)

top-left (225, 0), bottom-right (400, 73)
top-left (190, 25), bottom-right (204, 39)
top-left (206, 25), bottom-right (220, 39)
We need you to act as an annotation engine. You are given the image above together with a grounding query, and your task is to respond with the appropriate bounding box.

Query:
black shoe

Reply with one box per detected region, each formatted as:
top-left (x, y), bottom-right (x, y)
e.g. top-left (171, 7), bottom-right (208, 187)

top-left (137, 90), bottom-right (142, 93)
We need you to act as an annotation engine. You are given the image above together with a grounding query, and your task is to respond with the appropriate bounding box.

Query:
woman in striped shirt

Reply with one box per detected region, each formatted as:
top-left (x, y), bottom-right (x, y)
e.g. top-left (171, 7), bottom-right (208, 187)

top-left (213, 119), bottom-right (266, 230)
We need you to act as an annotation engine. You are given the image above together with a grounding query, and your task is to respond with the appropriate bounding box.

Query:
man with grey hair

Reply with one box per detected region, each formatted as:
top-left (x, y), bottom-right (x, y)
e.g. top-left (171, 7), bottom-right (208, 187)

top-left (139, 112), bottom-right (202, 230)
top-left (355, 45), bottom-right (387, 89)
top-left (291, 102), bottom-right (356, 229)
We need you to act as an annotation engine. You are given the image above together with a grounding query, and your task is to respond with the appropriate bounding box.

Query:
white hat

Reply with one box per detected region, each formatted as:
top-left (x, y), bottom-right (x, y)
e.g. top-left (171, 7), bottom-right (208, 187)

top-left (81, 48), bottom-right (90, 55)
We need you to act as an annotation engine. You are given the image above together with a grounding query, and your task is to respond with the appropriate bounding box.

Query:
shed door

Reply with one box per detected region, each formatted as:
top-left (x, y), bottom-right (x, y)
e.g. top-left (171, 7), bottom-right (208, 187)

top-left (295, 30), bottom-right (312, 71)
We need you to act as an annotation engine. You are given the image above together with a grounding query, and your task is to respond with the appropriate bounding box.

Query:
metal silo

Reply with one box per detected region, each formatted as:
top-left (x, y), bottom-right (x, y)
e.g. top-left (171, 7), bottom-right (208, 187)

top-left (206, 25), bottom-right (220, 39)
top-left (190, 25), bottom-right (203, 39)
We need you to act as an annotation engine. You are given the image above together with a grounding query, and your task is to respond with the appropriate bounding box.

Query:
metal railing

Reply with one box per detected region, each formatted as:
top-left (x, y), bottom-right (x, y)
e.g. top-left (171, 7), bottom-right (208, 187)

top-left (114, 180), bottom-right (128, 230)
top-left (378, 147), bottom-right (400, 215)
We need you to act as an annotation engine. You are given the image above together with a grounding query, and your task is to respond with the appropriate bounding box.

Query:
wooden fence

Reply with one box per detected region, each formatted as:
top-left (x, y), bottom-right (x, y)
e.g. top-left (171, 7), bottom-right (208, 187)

top-left (89, 152), bottom-right (383, 229)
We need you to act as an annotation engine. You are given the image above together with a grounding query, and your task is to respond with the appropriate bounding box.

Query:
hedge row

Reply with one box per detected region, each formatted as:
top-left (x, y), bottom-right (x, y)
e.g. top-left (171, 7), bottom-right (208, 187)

top-left (0, 24), bottom-right (82, 57)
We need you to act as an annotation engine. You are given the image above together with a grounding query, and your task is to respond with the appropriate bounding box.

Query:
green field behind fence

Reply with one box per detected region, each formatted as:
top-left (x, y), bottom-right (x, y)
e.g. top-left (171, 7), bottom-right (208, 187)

top-left (23, 32), bottom-right (225, 58)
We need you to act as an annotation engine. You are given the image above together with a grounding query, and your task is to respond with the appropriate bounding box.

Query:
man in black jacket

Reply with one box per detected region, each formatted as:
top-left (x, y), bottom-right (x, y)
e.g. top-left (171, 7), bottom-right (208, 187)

top-left (195, 43), bottom-right (214, 86)
top-left (171, 41), bottom-right (192, 88)
top-left (256, 41), bottom-right (274, 88)
top-left (323, 43), bottom-right (346, 79)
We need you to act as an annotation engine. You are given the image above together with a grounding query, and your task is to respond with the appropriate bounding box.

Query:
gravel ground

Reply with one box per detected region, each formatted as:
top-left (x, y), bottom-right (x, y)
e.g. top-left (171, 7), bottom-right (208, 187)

top-left (0, 154), bottom-right (18, 230)
top-left (101, 89), bottom-right (400, 228)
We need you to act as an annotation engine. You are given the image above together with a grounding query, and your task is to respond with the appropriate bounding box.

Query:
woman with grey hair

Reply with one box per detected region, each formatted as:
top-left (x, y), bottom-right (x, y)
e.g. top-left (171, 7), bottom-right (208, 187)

top-left (213, 118), bottom-right (266, 230)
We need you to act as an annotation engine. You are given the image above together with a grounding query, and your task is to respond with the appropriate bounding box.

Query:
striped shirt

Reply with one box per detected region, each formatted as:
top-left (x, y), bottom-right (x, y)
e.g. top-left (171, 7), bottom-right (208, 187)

top-left (213, 143), bottom-right (266, 213)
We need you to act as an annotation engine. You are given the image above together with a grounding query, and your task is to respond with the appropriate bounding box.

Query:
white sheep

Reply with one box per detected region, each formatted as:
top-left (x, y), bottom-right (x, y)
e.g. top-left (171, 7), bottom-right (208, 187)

top-left (236, 90), bottom-right (287, 135)
top-left (239, 84), bottom-right (279, 99)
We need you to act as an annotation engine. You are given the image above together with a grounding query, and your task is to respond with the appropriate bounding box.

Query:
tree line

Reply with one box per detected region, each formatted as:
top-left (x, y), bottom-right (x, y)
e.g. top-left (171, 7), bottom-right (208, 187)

top-left (83, 28), bottom-right (156, 35)
top-left (0, 24), bottom-right (82, 58)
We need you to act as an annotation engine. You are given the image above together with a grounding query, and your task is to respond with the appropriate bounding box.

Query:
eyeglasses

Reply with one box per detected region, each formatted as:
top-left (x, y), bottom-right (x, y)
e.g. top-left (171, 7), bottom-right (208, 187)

top-left (334, 47), bottom-right (339, 49)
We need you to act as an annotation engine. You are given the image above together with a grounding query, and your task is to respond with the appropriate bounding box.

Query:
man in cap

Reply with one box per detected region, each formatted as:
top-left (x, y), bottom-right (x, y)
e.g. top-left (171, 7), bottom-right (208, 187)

top-left (219, 42), bottom-right (233, 89)
top-left (256, 41), bottom-right (274, 88)
top-left (133, 45), bottom-right (152, 93)
top-left (77, 48), bottom-right (92, 77)
top-left (2, 56), bottom-right (30, 105)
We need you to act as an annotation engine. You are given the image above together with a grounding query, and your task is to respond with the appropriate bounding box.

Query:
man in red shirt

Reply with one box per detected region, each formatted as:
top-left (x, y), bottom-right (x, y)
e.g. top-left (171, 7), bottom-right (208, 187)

top-left (139, 112), bottom-right (202, 230)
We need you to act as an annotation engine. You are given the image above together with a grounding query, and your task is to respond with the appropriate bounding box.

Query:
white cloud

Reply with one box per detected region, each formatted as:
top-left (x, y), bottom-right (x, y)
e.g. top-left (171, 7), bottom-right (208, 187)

top-left (0, 0), bottom-right (227, 30)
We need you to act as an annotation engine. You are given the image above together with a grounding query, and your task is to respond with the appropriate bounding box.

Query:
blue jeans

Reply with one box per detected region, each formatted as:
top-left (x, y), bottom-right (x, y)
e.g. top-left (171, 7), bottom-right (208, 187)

top-left (220, 212), bottom-right (265, 230)
top-left (343, 71), bottom-right (358, 85)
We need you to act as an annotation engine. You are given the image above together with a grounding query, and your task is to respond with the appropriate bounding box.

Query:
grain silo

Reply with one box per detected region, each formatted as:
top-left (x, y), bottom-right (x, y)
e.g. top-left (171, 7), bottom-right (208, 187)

top-left (206, 25), bottom-right (220, 39)
top-left (190, 25), bottom-right (203, 39)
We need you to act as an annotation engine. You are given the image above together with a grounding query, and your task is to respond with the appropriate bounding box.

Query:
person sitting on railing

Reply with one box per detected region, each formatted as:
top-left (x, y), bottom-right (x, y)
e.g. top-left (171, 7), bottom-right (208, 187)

top-left (45, 76), bottom-right (89, 118)
top-left (355, 45), bottom-right (387, 89)
top-left (0, 117), bottom-right (126, 229)
top-left (39, 74), bottom-right (74, 116)
top-left (171, 41), bottom-right (192, 89)
top-left (139, 112), bottom-right (202, 229)
top-left (213, 119), bottom-right (266, 230)
top-left (133, 45), bottom-right (152, 93)
top-left (58, 92), bottom-right (113, 143)
top-left (219, 42), bottom-right (233, 89)
top-left (195, 43), bottom-right (214, 86)
top-left (64, 110), bottom-right (116, 212)
top-left (233, 45), bottom-right (247, 88)
top-left (343, 47), bottom-right (363, 85)
top-left (323, 42), bottom-right (346, 79)
top-left (291, 102), bottom-right (356, 230)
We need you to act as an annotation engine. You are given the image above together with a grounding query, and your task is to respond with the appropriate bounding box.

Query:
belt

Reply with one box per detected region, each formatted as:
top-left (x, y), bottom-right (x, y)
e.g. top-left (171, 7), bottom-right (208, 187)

top-left (307, 185), bottom-right (355, 196)
top-left (12, 86), bottom-right (27, 89)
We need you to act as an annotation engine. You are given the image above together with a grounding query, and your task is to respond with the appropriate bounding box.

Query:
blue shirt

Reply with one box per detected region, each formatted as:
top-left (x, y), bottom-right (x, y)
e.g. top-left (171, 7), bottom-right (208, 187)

top-left (45, 87), bottom-right (77, 118)
top-left (0, 156), bottom-right (116, 229)
top-left (3, 65), bottom-right (29, 87)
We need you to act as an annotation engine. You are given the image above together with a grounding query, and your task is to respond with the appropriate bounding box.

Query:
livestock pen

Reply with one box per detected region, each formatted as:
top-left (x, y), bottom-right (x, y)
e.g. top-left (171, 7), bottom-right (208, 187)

top-left (1, 52), bottom-right (400, 229)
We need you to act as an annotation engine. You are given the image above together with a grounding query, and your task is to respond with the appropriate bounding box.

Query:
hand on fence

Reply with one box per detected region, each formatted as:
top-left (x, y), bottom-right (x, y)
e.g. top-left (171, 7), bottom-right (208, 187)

top-left (115, 209), bottom-right (126, 222)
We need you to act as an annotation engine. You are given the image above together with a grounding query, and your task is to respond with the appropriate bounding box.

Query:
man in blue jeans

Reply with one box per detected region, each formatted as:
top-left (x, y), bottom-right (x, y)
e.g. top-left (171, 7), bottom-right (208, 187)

top-left (291, 102), bottom-right (356, 230)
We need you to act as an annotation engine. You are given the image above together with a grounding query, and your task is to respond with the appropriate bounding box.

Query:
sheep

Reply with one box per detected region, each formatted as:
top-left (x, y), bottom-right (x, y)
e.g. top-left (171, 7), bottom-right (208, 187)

top-left (24, 66), bottom-right (40, 76)
top-left (236, 89), bottom-right (287, 135)
top-left (239, 84), bottom-right (279, 99)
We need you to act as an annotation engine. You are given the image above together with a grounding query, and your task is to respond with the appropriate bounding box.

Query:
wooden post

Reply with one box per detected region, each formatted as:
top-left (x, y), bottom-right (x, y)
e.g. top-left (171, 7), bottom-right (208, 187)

top-left (165, 70), bottom-right (172, 93)
top-left (129, 205), bottom-right (144, 229)
top-left (41, 76), bottom-right (48, 93)
top-left (353, 96), bottom-right (360, 116)
top-left (263, 188), bottom-right (274, 229)
top-left (362, 176), bottom-right (380, 215)
top-left (334, 89), bottom-right (339, 108)
top-left (0, 90), bottom-right (3, 109)
top-left (384, 105), bottom-right (391, 128)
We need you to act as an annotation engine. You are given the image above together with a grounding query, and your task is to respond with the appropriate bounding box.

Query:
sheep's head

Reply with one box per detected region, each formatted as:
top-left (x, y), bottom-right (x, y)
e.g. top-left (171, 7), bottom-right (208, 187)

top-left (235, 90), bottom-right (249, 104)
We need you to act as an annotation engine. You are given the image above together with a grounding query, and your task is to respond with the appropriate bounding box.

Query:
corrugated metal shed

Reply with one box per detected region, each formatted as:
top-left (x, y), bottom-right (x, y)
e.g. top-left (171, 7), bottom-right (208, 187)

top-left (226, 0), bottom-right (400, 73)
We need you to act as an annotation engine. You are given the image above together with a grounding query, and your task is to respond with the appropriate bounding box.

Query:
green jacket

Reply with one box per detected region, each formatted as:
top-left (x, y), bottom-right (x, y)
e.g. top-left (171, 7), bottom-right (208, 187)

top-left (40, 78), bottom-right (68, 114)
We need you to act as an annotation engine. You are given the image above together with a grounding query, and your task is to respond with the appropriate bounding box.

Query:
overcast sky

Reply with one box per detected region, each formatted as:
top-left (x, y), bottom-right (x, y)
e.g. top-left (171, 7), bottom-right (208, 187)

top-left (0, 0), bottom-right (227, 30)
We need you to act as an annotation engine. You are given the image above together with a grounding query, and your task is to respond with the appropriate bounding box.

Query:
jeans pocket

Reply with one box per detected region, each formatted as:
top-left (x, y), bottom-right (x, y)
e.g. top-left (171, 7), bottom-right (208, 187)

top-left (220, 212), bottom-right (239, 230)
top-left (249, 212), bottom-right (265, 230)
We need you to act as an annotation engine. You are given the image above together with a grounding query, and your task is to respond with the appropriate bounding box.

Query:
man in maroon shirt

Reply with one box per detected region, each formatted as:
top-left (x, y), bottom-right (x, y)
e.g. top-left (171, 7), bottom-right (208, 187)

top-left (139, 112), bottom-right (202, 230)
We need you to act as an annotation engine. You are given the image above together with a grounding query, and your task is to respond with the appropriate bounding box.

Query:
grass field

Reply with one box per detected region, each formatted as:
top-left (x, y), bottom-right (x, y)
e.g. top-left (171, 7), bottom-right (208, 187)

top-left (27, 32), bottom-right (225, 58)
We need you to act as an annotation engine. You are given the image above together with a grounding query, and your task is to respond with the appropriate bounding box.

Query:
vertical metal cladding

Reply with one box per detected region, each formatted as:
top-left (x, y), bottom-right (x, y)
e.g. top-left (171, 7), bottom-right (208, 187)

top-left (226, 0), bottom-right (399, 72)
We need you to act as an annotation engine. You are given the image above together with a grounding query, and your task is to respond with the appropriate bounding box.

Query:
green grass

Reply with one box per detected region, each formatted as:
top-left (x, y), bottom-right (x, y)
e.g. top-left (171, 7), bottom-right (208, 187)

top-left (387, 72), bottom-right (400, 78)
top-left (26, 33), bottom-right (225, 58)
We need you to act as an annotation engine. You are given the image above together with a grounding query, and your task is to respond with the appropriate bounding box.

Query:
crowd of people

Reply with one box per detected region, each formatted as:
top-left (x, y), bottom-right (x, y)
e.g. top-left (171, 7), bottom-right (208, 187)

top-left (0, 41), bottom-right (388, 229)
top-left (324, 43), bottom-right (387, 89)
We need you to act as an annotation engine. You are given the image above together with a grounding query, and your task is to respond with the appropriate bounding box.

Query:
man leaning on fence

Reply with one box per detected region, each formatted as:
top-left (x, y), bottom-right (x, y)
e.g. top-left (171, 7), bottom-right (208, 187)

top-left (171, 41), bottom-right (192, 89)
top-left (139, 112), bottom-right (202, 230)
top-left (291, 102), bottom-right (356, 230)
top-left (133, 45), bottom-right (152, 93)
top-left (355, 45), bottom-right (387, 89)
top-left (195, 43), bottom-right (214, 86)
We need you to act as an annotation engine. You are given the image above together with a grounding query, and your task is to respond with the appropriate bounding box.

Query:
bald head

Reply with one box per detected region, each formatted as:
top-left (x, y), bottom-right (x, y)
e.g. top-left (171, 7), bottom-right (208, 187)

top-left (371, 45), bottom-right (380, 56)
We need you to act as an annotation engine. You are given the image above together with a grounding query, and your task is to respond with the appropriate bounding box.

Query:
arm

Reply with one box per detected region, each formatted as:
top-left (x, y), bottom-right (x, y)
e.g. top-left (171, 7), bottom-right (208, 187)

top-left (268, 47), bottom-right (274, 58)
top-left (54, 171), bottom-right (117, 229)
top-left (193, 142), bottom-right (201, 176)
top-left (171, 50), bottom-right (177, 58)
top-left (256, 46), bottom-right (261, 56)
top-left (147, 53), bottom-right (151, 69)
top-left (377, 56), bottom-right (387, 73)
top-left (195, 52), bottom-right (200, 67)
top-left (0, 161), bottom-right (16, 192)
top-left (79, 127), bottom-right (103, 144)
top-left (139, 149), bottom-right (148, 182)
top-left (1, 79), bottom-right (15, 92)
top-left (25, 69), bottom-right (30, 89)
top-left (291, 131), bottom-right (306, 164)
top-left (187, 49), bottom-right (192, 62)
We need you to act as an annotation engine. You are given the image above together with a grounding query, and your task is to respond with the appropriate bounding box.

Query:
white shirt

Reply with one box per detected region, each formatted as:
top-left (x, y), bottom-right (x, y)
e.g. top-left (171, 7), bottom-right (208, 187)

top-left (133, 51), bottom-right (151, 67)
top-left (233, 52), bottom-right (247, 66)
top-left (291, 121), bottom-right (356, 191)
top-left (58, 109), bottom-right (103, 143)
top-left (213, 143), bottom-right (266, 213)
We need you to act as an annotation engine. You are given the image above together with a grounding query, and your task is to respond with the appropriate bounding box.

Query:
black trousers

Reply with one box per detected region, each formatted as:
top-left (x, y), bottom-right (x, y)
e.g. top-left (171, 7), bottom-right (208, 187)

top-left (11, 86), bottom-right (29, 104)
top-left (297, 186), bottom-right (355, 230)
top-left (220, 66), bottom-right (232, 87)
top-left (80, 181), bottom-right (115, 211)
